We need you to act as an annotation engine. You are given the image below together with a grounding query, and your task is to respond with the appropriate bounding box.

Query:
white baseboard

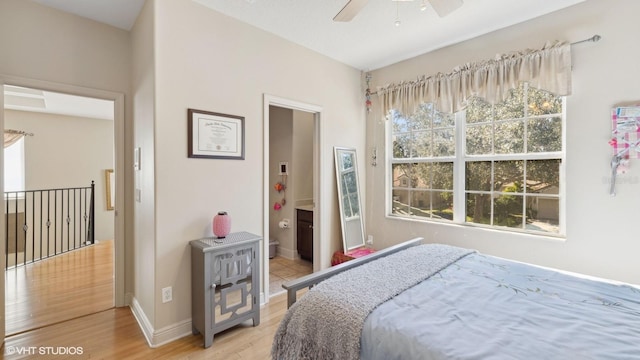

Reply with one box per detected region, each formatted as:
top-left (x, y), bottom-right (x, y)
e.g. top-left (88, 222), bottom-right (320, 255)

top-left (128, 295), bottom-right (154, 347)
top-left (152, 320), bottom-right (193, 348)
top-left (277, 247), bottom-right (299, 260)
top-left (127, 294), bottom-right (193, 348)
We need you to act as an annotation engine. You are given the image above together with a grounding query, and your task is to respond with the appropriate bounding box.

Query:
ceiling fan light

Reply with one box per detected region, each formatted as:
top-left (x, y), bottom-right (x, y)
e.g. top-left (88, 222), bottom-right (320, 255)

top-left (394, 18), bottom-right (401, 27)
top-left (420, 1), bottom-right (428, 11)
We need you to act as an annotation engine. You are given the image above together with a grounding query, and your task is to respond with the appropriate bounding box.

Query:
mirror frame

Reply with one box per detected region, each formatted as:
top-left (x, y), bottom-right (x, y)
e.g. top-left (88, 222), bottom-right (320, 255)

top-left (334, 146), bottom-right (366, 253)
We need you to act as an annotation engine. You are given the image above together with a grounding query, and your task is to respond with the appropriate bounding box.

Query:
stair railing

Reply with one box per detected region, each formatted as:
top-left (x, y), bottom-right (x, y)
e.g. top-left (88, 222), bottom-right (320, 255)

top-left (4, 181), bottom-right (95, 269)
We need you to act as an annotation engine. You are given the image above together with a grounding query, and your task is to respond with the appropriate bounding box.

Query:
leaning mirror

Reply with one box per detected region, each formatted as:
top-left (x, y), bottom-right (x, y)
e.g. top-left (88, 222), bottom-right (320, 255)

top-left (334, 147), bottom-right (365, 252)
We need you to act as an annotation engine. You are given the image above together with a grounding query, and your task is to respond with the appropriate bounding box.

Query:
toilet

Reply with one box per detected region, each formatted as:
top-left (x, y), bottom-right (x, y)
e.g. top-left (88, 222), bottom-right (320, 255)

top-left (269, 239), bottom-right (279, 259)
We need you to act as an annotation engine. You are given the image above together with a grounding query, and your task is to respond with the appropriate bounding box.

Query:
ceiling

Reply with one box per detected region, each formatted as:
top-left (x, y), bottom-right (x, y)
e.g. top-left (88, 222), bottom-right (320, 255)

top-left (19, 0), bottom-right (585, 119)
top-left (32, 0), bottom-right (585, 71)
top-left (31, 0), bottom-right (146, 31)
top-left (4, 86), bottom-right (114, 121)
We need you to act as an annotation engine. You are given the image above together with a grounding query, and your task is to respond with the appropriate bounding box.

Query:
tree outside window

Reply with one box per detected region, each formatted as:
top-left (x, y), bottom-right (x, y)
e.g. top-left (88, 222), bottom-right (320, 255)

top-left (390, 83), bottom-right (563, 235)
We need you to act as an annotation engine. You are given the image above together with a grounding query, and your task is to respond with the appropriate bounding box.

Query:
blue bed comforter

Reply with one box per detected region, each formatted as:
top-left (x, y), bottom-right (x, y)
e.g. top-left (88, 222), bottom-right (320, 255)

top-left (361, 253), bottom-right (640, 359)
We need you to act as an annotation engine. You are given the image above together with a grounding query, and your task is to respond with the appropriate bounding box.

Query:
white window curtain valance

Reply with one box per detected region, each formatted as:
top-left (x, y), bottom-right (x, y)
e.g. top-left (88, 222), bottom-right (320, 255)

top-left (4, 129), bottom-right (33, 148)
top-left (376, 41), bottom-right (572, 115)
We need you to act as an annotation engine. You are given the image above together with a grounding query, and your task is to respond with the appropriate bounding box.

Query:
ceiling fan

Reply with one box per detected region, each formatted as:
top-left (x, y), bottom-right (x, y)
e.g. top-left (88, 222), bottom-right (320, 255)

top-left (334, 0), bottom-right (463, 22)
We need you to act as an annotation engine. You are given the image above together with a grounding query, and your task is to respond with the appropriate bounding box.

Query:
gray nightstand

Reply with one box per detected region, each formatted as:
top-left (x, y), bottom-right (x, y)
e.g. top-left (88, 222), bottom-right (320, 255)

top-left (190, 231), bottom-right (261, 348)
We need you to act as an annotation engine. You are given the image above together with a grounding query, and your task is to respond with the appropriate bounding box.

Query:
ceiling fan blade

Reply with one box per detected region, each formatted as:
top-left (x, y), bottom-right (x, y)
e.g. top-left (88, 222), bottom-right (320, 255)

top-left (428, 0), bottom-right (463, 17)
top-left (334, 0), bottom-right (370, 22)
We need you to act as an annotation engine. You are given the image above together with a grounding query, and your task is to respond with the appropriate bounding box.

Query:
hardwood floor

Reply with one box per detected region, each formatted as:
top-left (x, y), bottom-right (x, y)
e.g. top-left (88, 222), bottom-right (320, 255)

top-left (5, 240), bottom-right (114, 335)
top-left (2, 243), bottom-right (309, 359)
top-left (3, 292), bottom-right (291, 359)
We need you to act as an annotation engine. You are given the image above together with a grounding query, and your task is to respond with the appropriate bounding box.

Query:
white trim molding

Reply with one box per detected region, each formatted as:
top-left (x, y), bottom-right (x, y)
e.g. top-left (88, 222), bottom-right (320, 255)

top-left (128, 295), bottom-right (193, 348)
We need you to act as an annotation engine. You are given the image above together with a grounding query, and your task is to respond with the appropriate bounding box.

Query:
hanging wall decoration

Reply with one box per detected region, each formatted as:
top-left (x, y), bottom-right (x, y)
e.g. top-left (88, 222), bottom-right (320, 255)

top-left (365, 73), bottom-right (372, 113)
top-left (273, 174), bottom-right (287, 211)
top-left (187, 108), bottom-right (245, 160)
top-left (608, 106), bottom-right (640, 196)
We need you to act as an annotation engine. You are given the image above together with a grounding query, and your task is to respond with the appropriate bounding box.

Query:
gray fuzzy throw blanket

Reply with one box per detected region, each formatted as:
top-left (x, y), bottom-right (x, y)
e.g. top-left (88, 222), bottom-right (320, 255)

top-left (271, 244), bottom-right (474, 360)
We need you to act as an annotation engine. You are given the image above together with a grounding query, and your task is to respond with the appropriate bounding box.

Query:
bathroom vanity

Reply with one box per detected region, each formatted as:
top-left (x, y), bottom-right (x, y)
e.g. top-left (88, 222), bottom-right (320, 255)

top-left (296, 206), bottom-right (313, 261)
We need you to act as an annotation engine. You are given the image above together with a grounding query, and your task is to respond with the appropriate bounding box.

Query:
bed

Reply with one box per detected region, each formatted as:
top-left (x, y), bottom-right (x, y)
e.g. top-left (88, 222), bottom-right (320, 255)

top-left (271, 238), bottom-right (640, 360)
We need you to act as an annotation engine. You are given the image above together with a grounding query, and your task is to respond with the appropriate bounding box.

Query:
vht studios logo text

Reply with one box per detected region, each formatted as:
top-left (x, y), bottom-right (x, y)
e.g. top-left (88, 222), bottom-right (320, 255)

top-left (6, 346), bottom-right (84, 356)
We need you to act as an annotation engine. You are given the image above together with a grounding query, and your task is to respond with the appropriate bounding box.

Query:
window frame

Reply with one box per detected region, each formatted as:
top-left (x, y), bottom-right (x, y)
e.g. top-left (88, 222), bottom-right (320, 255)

top-left (386, 85), bottom-right (566, 237)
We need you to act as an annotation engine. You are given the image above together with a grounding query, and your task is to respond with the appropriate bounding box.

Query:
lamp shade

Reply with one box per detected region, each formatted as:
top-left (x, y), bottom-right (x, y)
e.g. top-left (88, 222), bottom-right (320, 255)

top-left (213, 212), bottom-right (231, 238)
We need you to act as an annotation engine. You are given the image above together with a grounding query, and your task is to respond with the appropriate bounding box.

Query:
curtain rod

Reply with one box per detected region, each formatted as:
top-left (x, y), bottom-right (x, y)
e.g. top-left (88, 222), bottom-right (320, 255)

top-left (5, 129), bottom-right (34, 136)
top-left (570, 34), bottom-right (601, 46)
top-left (366, 35), bottom-right (602, 96)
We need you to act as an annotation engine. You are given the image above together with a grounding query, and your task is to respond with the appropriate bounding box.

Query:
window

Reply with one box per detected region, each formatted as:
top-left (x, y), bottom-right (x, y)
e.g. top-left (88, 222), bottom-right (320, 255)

top-left (391, 103), bottom-right (456, 221)
top-left (4, 137), bottom-right (25, 193)
top-left (389, 83), bottom-right (564, 235)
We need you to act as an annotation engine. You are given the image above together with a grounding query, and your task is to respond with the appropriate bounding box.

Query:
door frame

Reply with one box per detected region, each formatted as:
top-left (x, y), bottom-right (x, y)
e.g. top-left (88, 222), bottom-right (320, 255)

top-left (262, 94), bottom-right (324, 304)
top-left (0, 75), bottom-right (126, 312)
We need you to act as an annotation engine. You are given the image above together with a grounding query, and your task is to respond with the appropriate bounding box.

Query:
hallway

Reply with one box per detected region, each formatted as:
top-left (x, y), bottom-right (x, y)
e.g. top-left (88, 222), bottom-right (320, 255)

top-left (5, 240), bottom-right (114, 335)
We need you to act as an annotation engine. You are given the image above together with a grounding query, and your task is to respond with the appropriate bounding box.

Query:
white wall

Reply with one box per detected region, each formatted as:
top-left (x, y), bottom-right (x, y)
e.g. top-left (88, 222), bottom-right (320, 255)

top-left (5, 110), bottom-right (114, 241)
top-left (269, 106), bottom-right (294, 257)
top-left (366, 0), bottom-right (640, 285)
top-left (293, 111), bottom-right (315, 203)
top-left (149, 0), bottom-right (364, 334)
top-left (131, 0), bottom-right (157, 326)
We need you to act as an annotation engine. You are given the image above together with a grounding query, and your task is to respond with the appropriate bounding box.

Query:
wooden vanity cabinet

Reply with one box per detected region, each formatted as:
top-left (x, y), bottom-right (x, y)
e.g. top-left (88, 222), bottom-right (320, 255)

top-left (296, 209), bottom-right (313, 261)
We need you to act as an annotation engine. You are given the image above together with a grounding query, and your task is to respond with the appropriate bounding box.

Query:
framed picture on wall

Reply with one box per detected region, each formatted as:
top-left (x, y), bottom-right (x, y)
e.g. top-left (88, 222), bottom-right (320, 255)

top-left (105, 169), bottom-right (115, 211)
top-left (187, 108), bottom-right (245, 160)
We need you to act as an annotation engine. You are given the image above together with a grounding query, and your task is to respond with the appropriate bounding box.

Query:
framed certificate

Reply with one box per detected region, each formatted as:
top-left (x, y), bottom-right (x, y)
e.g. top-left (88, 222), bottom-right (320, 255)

top-left (188, 109), bottom-right (245, 160)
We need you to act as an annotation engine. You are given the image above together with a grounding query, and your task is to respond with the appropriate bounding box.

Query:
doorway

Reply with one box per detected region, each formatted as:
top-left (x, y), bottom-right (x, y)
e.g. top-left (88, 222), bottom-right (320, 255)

top-left (267, 105), bottom-right (314, 297)
top-left (1, 79), bottom-right (125, 335)
top-left (262, 95), bottom-right (323, 303)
